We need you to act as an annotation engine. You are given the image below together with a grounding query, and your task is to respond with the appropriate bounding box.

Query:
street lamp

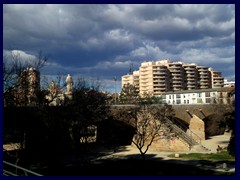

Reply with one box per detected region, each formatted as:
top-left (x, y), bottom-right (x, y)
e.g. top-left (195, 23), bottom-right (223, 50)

top-left (114, 76), bottom-right (117, 104)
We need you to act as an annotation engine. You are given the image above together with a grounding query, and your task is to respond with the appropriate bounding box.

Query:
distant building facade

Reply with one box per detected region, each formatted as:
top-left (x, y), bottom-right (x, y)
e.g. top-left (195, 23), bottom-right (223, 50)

top-left (162, 87), bottom-right (234, 105)
top-left (17, 67), bottom-right (41, 106)
top-left (224, 79), bottom-right (235, 87)
top-left (121, 60), bottom-right (224, 96)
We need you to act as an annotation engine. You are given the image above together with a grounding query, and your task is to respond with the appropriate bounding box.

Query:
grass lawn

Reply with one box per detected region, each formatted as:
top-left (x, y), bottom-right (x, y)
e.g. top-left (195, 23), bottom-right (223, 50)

top-left (168, 151), bottom-right (235, 162)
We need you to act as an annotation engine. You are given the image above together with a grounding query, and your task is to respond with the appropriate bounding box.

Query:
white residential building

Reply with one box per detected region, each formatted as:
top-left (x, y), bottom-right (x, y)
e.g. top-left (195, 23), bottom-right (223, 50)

top-left (162, 87), bottom-right (234, 105)
top-left (163, 89), bottom-right (218, 105)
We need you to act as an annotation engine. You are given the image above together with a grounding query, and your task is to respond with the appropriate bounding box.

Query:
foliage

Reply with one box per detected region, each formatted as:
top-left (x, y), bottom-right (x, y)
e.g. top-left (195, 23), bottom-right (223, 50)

top-left (119, 83), bottom-right (140, 104)
top-left (225, 89), bottom-right (235, 157)
top-left (225, 110), bottom-right (235, 157)
top-left (140, 92), bottom-right (163, 105)
top-left (61, 79), bottom-right (109, 159)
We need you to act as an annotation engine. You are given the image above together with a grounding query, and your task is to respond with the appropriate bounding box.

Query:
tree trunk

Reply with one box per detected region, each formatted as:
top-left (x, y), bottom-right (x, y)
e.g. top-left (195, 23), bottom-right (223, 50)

top-left (140, 151), bottom-right (145, 160)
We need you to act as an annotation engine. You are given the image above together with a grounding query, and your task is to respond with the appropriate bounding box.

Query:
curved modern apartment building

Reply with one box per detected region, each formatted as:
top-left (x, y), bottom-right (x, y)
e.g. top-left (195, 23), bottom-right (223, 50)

top-left (197, 66), bottom-right (211, 89)
top-left (168, 62), bottom-right (184, 91)
top-left (183, 63), bottom-right (198, 90)
top-left (121, 60), bottom-right (224, 95)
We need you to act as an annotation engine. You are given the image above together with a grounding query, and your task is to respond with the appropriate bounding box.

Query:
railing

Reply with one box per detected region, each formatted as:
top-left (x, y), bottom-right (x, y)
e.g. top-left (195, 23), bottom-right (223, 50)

top-left (164, 117), bottom-right (202, 147)
top-left (3, 161), bottom-right (43, 176)
top-left (173, 116), bottom-right (202, 145)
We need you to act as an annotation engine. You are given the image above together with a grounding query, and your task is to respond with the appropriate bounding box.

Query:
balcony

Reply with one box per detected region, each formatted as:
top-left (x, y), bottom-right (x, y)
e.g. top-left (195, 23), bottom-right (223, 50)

top-left (187, 81), bottom-right (196, 85)
top-left (200, 80), bottom-right (209, 83)
top-left (172, 76), bottom-right (182, 80)
top-left (169, 64), bottom-right (181, 67)
top-left (172, 80), bottom-right (182, 83)
top-left (173, 87), bottom-right (182, 91)
top-left (213, 77), bottom-right (224, 80)
top-left (169, 69), bottom-right (182, 73)
top-left (200, 85), bottom-right (210, 89)
top-left (153, 66), bottom-right (167, 70)
top-left (213, 85), bottom-right (223, 88)
top-left (153, 87), bottom-right (166, 90)
top-left (153, 71), bottom-right (166, 75)
top-left (186, 74), bottom-right (196, 78)
top-left (200, 82), bottom-right (210, 86)
top-left (141, 76), bottom-right (148, 80)
top-left (184, 67), bottom-right (195, 71)
top-left (172, 84), bottom-right (182, 87)
top-left (199, 72), bottom-right (208, 75)
top-left (186, 77), bottom-right (195, 80)
top-left (214, 82), bottom-right (224, 85)
top-left (187, 84), bottom-right (196, 88)
top-left (153, 80), bottom-right (166, 83)
top-left (199, 75), bottom-right (209, 78)
top-left (153, 74), bottom-right (166, 77)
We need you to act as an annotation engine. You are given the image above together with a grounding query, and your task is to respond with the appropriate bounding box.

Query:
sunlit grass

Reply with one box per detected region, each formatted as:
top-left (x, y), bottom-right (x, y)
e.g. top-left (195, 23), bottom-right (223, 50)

top-left (168, 151), bottom-right (235, 162)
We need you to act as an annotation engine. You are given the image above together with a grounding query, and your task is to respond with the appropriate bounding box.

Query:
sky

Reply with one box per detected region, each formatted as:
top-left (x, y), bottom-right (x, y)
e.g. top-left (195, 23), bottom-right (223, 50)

top-left (3, 4), bottom-right (235, 93)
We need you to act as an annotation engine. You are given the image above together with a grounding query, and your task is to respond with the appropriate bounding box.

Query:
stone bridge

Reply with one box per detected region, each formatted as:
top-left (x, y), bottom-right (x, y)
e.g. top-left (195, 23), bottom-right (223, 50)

top-left (110, 104), bottom-right (233, 139)
top-left (172, 104), bottom-right (233, 138)
top-left (172, 104), bottom-right (232, 124)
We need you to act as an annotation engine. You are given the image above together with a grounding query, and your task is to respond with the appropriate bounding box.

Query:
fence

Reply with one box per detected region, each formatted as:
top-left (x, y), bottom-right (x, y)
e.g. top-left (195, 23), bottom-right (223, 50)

top-left (3, 161), bottom-right (43, 176)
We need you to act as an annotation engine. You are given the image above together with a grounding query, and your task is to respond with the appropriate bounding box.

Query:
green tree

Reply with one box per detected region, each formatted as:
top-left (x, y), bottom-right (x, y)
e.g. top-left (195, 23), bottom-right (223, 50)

top-left (141, 92), bottom-right (163, 105)
top-left (63, 78), bottom-right (109, 160)
top-left (225, 89), bottom-right (235, 157)
top-left (119, 83), bottom-right (140, 104)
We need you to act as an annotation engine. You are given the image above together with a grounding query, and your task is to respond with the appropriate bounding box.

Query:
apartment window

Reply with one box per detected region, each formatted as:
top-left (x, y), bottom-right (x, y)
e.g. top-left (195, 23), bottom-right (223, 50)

top-left (169, 95), bottom-right (171, 99)
top-left (206, 98), bottom-right (210, 103)
top-left (198, 93), bottom-right (202, 97)
top-left (184, 100), bottom-right (186, 104)
top-left (219, 99), bottom-right (223, 104)
top-left (197, 98), bottom-right (202, 103)
top-left (187, 100), bottom-right (189, 104)
top-left (219, 92), bottom-right (223, 98)
top-left (176, 94), bottom-right (180, 98)
top-left (227, 99), bottom-right (231, 104)
top-left (176, 100), bottom-right (181, 104)
top-left (173, 100), bottom-right (175, 104)
top-left (183, 95), bottom-right (185, 98)
top-left (205, 92), bottom-right (210, 97)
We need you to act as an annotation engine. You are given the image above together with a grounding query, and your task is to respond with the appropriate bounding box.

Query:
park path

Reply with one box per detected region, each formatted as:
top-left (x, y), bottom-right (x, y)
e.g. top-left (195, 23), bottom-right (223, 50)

top-left (94, 132), bottom-right (234, 173)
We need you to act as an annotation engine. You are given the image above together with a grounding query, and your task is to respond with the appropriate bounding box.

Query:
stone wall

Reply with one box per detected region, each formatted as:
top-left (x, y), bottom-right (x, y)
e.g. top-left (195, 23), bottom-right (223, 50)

top-left (172, 104), bottom-right (231, 124)
top-left (188, 114), bottom-right (205, 141)
top-left (133, 137), bottom-right (190, 152)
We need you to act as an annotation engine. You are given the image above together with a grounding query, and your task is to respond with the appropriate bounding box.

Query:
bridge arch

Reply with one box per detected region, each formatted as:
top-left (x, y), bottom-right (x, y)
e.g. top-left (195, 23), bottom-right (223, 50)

top-left (203, 113), bottom-right (226, 138)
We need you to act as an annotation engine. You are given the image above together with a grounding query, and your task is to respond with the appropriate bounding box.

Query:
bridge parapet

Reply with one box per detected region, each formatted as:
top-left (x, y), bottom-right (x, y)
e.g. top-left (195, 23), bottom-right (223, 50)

top-left (172, 104), bottom-right (232, 124)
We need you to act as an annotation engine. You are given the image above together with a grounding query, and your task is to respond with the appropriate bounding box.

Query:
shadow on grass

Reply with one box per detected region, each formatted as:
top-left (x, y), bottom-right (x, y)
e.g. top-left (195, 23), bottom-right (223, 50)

top-left (35, 152), bottom-right (235, 176)
top-left (4, 143), bottom-right (234, 176)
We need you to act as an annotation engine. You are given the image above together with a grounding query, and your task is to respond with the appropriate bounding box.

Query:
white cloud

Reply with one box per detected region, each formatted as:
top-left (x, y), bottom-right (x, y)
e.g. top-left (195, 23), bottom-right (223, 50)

top-left (3, 4), bottom-right (235, 85)
top-left (3, 49), bottom-right (38, 65)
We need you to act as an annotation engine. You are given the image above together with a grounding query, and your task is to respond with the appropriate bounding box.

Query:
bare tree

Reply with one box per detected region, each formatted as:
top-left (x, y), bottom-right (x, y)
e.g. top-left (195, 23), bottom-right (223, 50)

top-left (3, 50), bottom-right (47, 169)
top-left (42, 74), bottom-right (66, 106)
top-left (132, 105), bottom-right (173, 160)
top-left (3, 50), bottom-right (47, 107)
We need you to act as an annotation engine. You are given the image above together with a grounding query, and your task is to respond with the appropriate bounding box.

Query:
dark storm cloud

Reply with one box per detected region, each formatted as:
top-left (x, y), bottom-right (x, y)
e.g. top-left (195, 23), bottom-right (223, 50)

top-left (3, 4), bottom-right (235, 91)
